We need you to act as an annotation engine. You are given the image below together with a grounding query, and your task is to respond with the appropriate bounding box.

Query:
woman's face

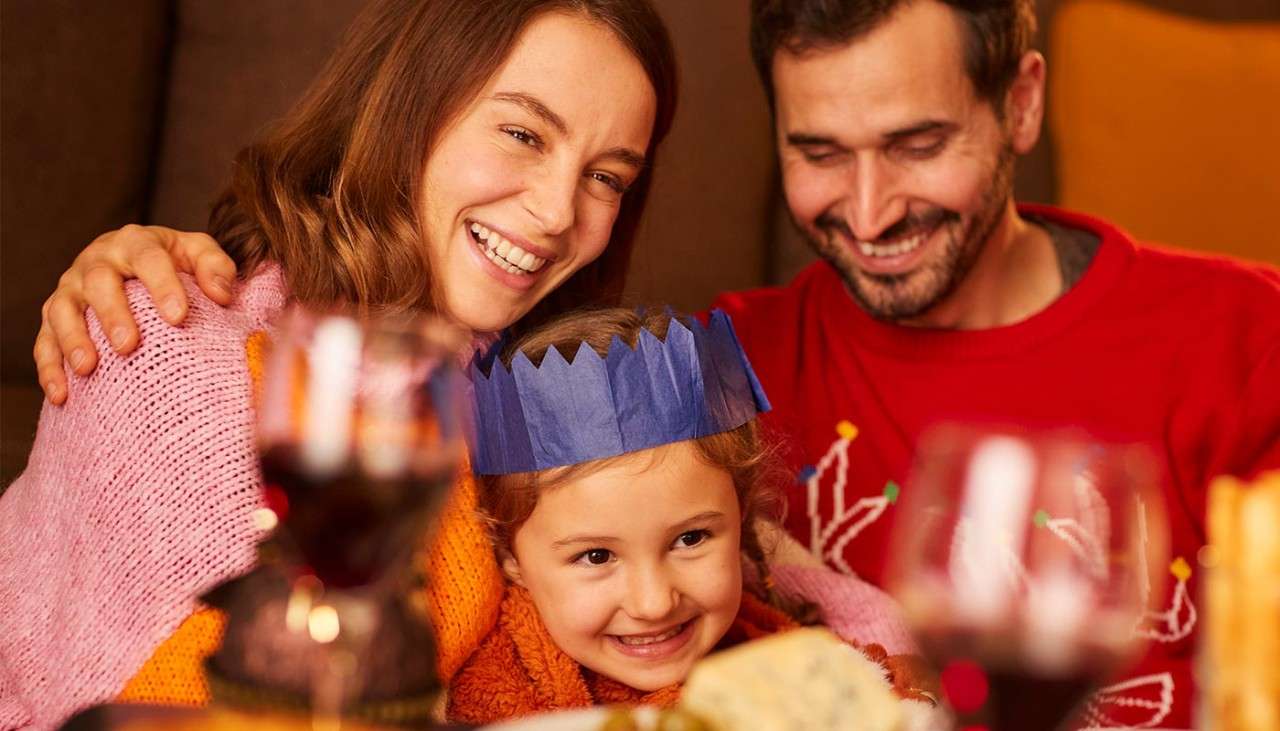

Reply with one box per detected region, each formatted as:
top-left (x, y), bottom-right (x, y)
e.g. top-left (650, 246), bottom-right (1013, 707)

top-left (503, 442), bottom-right (744, 692)
top-left (421, 12), bottom-right (658, 333)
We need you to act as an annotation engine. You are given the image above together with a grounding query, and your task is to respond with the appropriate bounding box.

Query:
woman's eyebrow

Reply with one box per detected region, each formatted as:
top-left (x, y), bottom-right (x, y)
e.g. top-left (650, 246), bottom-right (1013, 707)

top-left (491, 91), bottom-right (568, 134)
top-left (601, 146), bottom-right (647, 171)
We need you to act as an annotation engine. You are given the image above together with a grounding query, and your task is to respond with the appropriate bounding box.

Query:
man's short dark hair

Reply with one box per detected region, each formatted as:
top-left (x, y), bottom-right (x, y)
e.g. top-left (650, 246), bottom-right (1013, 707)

top-left (750, 0), bottom-right (1037, 112)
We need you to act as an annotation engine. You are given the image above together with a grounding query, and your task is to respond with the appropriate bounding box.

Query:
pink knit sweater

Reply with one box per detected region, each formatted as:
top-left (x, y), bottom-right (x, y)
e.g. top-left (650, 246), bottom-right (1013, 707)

top-left (0, 264), bottom-right (917, 730)
top-left (0, 267), bottom-right (286, 731)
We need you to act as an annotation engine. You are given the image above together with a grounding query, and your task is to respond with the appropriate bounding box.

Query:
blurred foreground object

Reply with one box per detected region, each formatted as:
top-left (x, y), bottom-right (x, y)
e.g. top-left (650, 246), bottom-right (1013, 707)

top-left (1050, 0), bottom-right (1280, 264)
top-left (887, 426), bottom-right (1167, 730)
top-left (209, 307), bottom-right (467, 725)
top-left (1201, 471), bottom-right (1280, 731)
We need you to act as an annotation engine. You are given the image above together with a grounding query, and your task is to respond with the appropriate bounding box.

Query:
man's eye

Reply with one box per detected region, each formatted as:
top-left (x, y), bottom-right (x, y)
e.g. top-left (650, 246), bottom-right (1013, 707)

top-left (503, 127), bottom-right (540, 147)
top-left (898, 140), bottom-right (945, 159)
top-left (674, 530), bottom-right (710, 549)
top-left (575, 548), bottom-right (613, 566)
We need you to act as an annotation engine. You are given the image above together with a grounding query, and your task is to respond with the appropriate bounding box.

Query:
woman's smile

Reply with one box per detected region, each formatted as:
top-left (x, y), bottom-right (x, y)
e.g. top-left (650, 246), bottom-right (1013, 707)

top-left (464, 219), bottom-right (557, 292)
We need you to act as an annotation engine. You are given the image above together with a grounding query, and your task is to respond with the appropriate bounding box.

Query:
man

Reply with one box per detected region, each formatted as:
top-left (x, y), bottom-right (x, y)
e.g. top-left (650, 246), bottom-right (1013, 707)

top-left (714, 1), bottom-right (1279, 728)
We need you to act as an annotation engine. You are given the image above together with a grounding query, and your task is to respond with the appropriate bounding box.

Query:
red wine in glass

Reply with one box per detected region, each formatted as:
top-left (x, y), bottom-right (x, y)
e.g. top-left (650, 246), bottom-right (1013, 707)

top-left (918, 628), bottom-right (1121, 729)
top-left (261, 445), bottom-right (453, 589)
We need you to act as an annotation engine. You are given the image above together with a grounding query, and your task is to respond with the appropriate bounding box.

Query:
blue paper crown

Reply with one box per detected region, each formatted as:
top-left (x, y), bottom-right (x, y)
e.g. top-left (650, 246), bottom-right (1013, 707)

top-left (467, 309), bottom-right (771, 475)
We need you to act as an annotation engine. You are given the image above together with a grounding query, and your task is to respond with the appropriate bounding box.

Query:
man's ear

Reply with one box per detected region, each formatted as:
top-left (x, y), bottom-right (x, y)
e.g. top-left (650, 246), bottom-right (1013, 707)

top-left (1006, 50), bottom-right (1046, 155)
top-left (499, 547), bottom-right (525, 587)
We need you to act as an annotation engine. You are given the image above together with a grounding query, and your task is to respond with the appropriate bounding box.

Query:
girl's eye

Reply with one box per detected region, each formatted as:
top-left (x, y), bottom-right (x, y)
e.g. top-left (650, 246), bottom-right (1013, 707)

top-left (674, 529), bottom-right (710, 549)
top-left (503, 127), bottom-right (540, 147)
top-left (575, 548), bottom-right (613, 566)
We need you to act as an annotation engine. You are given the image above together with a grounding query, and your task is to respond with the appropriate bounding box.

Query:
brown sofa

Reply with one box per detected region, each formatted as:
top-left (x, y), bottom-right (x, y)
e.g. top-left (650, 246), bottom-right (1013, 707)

top-left (5, 0), bottom-right (1273, 487)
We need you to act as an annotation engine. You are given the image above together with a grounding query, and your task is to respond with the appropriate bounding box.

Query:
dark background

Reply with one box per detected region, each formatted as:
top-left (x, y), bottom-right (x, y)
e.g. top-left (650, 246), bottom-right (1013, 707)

top-left (3, 0), bottom-right (1278, 486)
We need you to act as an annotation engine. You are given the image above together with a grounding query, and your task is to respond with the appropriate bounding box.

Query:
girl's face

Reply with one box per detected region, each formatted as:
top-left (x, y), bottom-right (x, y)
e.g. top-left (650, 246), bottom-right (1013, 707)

top-left (420, 12), bottom-right (658, 333)
top-left (503, 441), bottom-right (744, 692)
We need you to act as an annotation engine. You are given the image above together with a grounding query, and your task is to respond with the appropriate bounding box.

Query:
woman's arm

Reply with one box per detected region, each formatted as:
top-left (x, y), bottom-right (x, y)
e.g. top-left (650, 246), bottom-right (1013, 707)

top-left (34, 225), bottom-right (236, 404)
top-left (2, 275), bottom-right (266, 728)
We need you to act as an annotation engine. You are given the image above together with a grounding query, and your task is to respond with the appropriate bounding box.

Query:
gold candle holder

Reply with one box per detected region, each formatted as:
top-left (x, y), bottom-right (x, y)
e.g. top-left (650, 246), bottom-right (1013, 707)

top-left (1201, 471), bottom-right (1280, 731)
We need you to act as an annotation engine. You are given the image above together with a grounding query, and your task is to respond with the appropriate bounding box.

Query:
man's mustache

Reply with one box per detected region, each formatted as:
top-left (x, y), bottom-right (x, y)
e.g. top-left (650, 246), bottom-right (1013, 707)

top-left (815, 207), bottom-right (959, 245)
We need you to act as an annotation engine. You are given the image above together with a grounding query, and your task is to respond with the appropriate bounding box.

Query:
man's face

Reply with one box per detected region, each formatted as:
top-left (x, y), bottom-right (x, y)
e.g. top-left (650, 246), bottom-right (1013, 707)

top-left (772, 0), bottom-right (1019, 321)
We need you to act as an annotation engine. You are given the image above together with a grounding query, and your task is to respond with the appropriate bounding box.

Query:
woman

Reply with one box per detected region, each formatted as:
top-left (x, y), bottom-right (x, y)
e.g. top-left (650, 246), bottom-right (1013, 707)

top-left (1, 1), bottom-right (675, 727)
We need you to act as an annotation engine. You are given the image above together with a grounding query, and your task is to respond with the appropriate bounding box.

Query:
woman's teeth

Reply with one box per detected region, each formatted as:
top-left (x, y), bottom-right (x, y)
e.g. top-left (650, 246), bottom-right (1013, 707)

top-left (470, 223), bottom-right (547, 275)
top-left (857, 230), bottom-right (928, 258)
top-left (616, 623), bottom-right (685, 646)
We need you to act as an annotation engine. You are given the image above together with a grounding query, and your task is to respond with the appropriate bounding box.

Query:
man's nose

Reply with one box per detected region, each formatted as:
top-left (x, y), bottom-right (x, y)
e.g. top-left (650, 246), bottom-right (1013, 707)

top-left (523, 163), bottom-right (577, 237)
top-left (845, 155), bottom-right (906, 242)
top-left (622, 563), bottom-right (678, 622)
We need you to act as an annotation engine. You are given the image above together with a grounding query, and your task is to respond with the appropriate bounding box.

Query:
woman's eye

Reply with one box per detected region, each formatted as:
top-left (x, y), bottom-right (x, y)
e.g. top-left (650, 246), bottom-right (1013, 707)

top-left (588, 171), bottom-right (626, 195)
top-left (503, 127), bottom-right (540, 147)
top-left (674, 529), bottom-right (710, 549)
top-left (575, 548), bottom-right (613, 566)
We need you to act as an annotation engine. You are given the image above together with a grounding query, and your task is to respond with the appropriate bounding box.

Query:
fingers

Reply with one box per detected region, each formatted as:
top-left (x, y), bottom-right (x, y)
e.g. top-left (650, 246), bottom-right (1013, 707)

top-left (82, 263), bottom-right (140, 353)
top-left (34, 322), bottom-right (69, 405)
top-left (129, 243), bottom-right (191, 324)
top-left (168, 231), bottom-right (237, 305)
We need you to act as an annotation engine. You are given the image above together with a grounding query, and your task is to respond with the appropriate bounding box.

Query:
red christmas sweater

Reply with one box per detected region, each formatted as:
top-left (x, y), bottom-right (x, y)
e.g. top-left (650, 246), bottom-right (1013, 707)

top-left (713, 205), bottom-right (1280, 729)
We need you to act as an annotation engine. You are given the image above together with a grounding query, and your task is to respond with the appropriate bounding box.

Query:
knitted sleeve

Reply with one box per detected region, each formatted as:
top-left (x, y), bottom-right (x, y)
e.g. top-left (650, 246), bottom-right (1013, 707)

top-left (769, 563), bottom-right (919, 655)
top-left (0, 275), bottom-right (274, 731)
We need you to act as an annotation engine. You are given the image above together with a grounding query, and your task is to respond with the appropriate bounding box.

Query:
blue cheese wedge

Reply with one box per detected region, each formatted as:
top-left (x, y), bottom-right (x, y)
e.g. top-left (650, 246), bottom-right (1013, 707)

top-left (680, 628), bottom-right (902, 731)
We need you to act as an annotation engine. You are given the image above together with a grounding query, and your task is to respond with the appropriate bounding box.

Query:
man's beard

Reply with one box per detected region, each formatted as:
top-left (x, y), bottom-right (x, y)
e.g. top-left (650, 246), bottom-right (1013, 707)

top-left (803, 146), bottom-right (1015, 322)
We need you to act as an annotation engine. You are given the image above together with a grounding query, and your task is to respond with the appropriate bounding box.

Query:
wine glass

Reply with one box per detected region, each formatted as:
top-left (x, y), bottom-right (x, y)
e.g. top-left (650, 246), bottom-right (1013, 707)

top-left (254, 305), bottom-right (468, 726)
top-left (885, 425), bottom-right (1168, 731)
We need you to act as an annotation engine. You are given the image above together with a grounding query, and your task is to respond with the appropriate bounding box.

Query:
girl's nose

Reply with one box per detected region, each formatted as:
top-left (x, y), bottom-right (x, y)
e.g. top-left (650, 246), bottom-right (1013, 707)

top-left (622, 563), bottom-right (679, 622)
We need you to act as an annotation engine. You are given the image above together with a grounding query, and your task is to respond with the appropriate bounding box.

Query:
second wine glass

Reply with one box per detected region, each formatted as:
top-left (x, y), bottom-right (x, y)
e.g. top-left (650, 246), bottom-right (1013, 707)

top-left (885, 426), bottom-right (1168, 731)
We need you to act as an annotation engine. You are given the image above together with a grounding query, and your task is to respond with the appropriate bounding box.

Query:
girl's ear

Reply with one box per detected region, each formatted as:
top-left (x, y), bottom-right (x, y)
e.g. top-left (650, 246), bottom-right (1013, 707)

top-left (499, 547), bottom-right (526, 587)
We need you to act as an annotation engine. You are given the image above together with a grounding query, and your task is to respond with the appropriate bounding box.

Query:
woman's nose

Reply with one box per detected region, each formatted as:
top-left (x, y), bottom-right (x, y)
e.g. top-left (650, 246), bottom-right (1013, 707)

top-left (523, 164), bottom-right (577, 236)
top-left (622, 564), bottom-right (679, 622)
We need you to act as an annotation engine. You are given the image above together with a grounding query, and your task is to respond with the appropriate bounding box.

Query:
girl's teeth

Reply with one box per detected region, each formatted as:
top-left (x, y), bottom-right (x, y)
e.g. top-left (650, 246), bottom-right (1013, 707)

top-left (618, 624), bottom-right (683, 646)
top-left (496, 240), bottom-right (513, 258)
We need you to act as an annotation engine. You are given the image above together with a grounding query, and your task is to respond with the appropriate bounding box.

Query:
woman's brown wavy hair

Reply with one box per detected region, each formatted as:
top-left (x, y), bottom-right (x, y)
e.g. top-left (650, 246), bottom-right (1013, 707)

top-left (208, 0), bottom-right (677, 331)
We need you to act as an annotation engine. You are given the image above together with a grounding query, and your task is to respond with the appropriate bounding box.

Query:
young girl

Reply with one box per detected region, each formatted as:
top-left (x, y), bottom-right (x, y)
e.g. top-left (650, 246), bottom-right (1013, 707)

top-left (443, 307), bottom-right (936, 724)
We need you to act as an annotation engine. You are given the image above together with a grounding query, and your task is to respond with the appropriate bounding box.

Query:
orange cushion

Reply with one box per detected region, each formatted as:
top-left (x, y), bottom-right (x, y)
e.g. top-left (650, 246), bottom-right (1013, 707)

top-left (1049, 0), bottom-right (1280, 264)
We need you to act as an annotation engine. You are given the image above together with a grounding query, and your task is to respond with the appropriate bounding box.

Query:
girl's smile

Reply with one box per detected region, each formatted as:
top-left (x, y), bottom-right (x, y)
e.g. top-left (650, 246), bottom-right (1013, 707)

top-left (607, 617), bottom-right (698, 660)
